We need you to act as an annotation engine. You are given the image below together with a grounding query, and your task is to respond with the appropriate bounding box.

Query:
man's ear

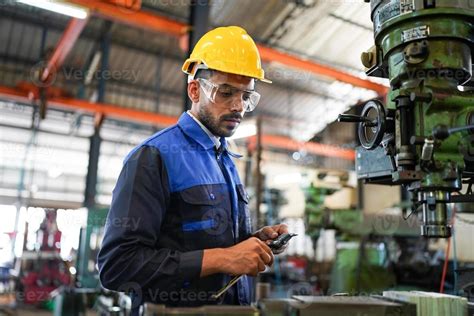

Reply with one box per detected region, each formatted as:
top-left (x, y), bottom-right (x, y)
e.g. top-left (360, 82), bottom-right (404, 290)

top-left (187, 81), bottom-right (200, 103)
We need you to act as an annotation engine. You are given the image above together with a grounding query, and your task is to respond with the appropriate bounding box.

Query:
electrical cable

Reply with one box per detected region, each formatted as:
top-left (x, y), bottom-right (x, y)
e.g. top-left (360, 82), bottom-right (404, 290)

top-left (439, 205), bottom-right (457, 293)
top-left (452, 205), bottom-right (458, 295)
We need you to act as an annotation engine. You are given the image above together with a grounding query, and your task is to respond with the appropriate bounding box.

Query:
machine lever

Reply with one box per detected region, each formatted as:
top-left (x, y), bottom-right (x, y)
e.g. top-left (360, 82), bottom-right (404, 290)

top-left (337, 114), bottom-right (377, 127)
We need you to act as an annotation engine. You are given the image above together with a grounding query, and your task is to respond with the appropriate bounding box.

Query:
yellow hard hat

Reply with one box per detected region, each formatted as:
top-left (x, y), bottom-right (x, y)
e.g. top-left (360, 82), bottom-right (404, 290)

top-left (182, 26), bottom-right (271, 83)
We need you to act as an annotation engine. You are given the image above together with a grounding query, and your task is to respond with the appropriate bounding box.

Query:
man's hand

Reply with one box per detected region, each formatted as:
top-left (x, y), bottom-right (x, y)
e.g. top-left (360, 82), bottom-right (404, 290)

top-left (200, 237), bottom-right (273, 277)
top-left (253, 224), bottom-right (289, 254)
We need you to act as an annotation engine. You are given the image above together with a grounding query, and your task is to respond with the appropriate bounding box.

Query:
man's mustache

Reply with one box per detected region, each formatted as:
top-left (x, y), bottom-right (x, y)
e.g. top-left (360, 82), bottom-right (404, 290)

top-left (221, 113), bottom-right (243, 121)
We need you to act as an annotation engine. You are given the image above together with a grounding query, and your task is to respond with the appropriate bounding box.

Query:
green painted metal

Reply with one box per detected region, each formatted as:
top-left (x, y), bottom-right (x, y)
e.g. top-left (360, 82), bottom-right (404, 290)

top-left (75, 207), bottom-right (108, 289)
top-left (329, 244), bottom-right (396, 294)
top-left (367, 0), bottom-right (474, 204)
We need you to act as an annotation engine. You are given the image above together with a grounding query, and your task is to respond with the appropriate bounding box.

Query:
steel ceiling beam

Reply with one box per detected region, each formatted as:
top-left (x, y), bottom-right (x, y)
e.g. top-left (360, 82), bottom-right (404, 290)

top-left (0, 85), bottom-right (355, 160)
top-left (68, 0), bottom-right (187, 36)
top-left (41, 17), bottom-right (89, 82)
top-left (65, 0), bottom-right (387, 94)
top-left (0, 85), bottom-right (177, 127)
top-left (257, 134), bottom-right (355, 161)
top-left (257, 45), bottom-right (387, 95)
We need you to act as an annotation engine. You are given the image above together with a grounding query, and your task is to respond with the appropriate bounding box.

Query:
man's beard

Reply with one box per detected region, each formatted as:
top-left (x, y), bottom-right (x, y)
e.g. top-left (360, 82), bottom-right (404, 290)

top-left (198, 105), bottom-right (242, 138)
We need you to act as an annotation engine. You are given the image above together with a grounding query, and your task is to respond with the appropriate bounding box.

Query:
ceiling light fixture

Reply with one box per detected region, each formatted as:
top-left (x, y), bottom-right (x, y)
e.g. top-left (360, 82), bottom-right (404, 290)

top-left (17, 0), bottom-right (89, 19)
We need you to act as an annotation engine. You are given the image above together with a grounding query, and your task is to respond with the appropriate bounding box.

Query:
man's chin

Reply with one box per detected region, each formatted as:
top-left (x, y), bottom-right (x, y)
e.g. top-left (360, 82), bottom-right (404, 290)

top-left (218, 128), bottom-right (235, 138)
top-left (216, 124), bottom-right (237, 137)
top-left (221, 131), bottom-right (234, 138)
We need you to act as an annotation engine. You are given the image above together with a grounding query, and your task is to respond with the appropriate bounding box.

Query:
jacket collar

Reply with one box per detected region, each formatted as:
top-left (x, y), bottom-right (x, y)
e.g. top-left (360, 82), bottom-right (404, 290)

top-left (177, 112), bottom-right (243, 158)
top-left (178, 112), bottom-right (216, 150)
top-left (186, 110), bottom-right (221, 148)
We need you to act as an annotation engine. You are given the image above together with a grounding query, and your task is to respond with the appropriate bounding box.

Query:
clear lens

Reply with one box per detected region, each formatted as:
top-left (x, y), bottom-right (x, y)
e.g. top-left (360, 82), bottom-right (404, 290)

top-left (198, 78), bottom-right (260, 112)
top-left (198, 78), bottom-right (215, 101)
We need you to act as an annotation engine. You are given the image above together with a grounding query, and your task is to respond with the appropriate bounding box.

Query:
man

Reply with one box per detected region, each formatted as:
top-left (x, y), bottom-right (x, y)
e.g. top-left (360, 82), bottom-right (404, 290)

top-left (98, 26), bottom-right (289, 309)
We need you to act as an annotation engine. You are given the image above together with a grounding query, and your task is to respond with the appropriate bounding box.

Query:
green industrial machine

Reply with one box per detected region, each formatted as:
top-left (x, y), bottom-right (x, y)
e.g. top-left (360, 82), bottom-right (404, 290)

top-left (304, 184), bottom-right (397, 295)
top-left (304, 185), bottom-right (364, 240)
top-left (339, 0), bottom-right (474, 238)
top-left (76, 207), bottom-right (108, 289)
top-left (304, 185), bottom-right (337, 242)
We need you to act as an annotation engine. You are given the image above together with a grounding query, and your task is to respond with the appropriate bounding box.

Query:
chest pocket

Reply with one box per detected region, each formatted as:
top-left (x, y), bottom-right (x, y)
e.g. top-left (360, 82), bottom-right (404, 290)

top-left (236, 184), bottom-right (252, 241)
top-left (178, 185), bottom-right (234, 250)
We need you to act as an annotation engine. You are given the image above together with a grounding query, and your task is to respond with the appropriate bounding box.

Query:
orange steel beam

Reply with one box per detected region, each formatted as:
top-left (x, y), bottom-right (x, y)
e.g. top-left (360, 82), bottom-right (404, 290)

top-left (257, 45), bottom-right (388, 95)
top-left (68, 0), bottom-right (187, 36)
top-left (49, 97), bottom-right (178, 126)
top-left (0, 85), bottom-right (177, 127)
top-left (42, 17), bottom-right (89, 82)
top-left (66, 1), bottom-right (386, 94)
top-left (0, 85), bottom-right (354, 160)
top-left (102, 0), bottom-right (142, 11)
top-left (0, 85), bottom-right (33, 103)
top-left (249, 134), bottom-right (355, 161)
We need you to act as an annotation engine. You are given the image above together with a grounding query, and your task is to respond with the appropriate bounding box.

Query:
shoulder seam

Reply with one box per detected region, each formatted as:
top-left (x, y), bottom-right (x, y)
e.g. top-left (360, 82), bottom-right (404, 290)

top-left (144, 124), bottom-right (179, 144)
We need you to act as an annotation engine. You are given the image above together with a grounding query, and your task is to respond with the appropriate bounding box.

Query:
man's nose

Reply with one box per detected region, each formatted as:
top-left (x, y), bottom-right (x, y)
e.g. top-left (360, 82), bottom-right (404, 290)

top-left (230, 93), bottom-right (245, 113)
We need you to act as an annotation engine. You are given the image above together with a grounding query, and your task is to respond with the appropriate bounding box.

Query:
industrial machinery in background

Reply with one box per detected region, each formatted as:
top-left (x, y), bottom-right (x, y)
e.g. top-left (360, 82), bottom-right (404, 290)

top-left (338, 0), bottom-right (474, 238)
top-left (53, 207), bottom-right (108, 316)
top-left (304, 170), bottom-right (449, 295)
top-left (303, 171), bottom-right (396, 295)
top-left (304, 170), bottom-right (361, 245)
top-left (75, 208), bottom-right (108, 289)
top-left (18, 210), bottom-right (71, 309)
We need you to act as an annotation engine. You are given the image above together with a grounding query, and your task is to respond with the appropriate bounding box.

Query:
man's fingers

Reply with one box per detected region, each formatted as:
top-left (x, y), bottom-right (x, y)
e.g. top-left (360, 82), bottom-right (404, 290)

top-left (258, 238), bottom-right (273, 254)
top-left (258, 258), bottom-right (266, 272)
top-left (260, 226), bottom-right (278, 240)
top-left (276, 224), bottom-right (289, 235)
top-left (257, 240), bottom-right (274, 266)
top-left (255, 224), bottom-right (288, 241)
top-left (261, 248), bottom-right (273, 266)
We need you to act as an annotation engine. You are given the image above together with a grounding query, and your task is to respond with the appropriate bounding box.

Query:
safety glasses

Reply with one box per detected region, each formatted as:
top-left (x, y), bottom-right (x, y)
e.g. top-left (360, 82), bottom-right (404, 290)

top-left (197, 78), bottom-right (261, 112)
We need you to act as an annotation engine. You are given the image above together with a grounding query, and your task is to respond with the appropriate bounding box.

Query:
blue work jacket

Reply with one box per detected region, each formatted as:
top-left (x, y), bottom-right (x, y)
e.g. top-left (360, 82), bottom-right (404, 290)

top-left (97, 112), bottom-right (254, 308)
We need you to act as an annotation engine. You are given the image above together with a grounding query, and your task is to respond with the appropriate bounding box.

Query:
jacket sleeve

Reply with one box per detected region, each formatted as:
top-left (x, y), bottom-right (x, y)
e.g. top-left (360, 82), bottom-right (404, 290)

top-left (97, 145), bottom-right (203, 292)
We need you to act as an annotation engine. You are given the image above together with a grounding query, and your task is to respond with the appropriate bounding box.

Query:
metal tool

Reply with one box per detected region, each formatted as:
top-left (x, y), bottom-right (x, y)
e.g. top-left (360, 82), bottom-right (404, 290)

top-left (211, 233), bottom-right (297, 300)
top-left (268, 233), bottom-right (297, 251)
